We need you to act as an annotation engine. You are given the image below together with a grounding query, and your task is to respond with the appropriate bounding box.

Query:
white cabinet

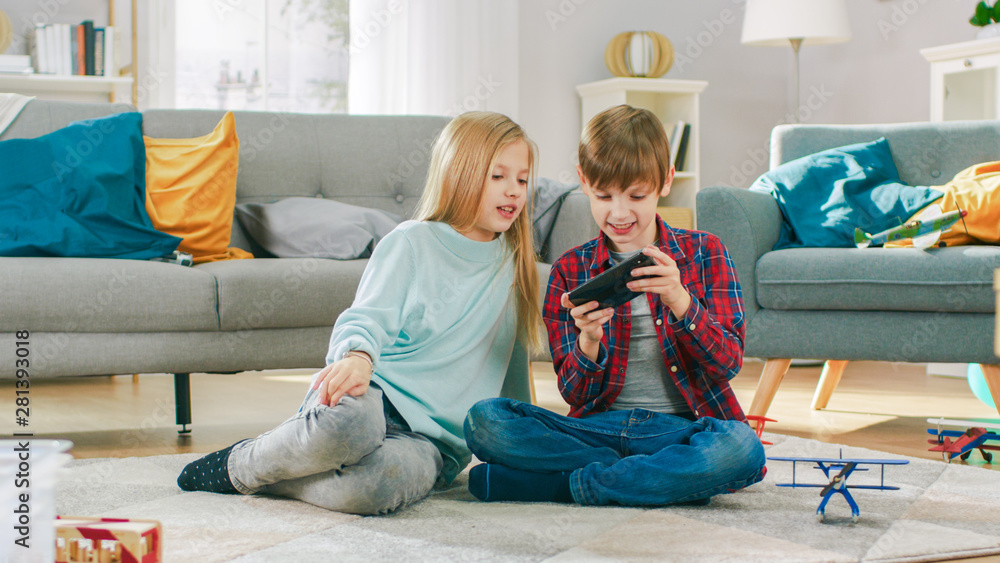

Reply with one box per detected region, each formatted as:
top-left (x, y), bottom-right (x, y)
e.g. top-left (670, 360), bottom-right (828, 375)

top-left (921, 38), bottom-right (1000, 122)
top-left (575, 77), bottom-right (707, 219)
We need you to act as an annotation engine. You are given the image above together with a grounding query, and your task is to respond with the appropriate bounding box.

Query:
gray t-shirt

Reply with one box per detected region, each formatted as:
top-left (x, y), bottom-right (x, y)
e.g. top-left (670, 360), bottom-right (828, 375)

top-left (607, 249), bottom-right (692, 416)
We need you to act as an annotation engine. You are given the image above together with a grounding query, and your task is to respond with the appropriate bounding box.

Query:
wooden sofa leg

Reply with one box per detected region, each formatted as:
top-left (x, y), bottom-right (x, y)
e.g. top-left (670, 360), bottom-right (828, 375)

top-left (811, 360), bottom-right (849, 411)
top-left (528, 362), bottom-right (537, 405)
top-left (174, 373), bottom-right (192, 435)
top-left (978, 364), bottom-right (1000, 418)
top-left (748, 359), bottom-right (791, 422)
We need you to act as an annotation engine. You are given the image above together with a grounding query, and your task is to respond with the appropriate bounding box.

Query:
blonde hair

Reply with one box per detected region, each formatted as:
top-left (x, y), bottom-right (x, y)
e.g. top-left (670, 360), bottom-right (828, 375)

top-left (414, 112), bottom-right (542, 351)
top-left (578, 105), bottom-right (671, 193)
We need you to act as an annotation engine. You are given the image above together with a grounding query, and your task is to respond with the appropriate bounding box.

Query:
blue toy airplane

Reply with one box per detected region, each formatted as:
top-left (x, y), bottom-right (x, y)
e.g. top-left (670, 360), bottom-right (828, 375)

top-left (769, 452), bottom-right (909, 523)
top-left (854, 205), bottom-right (968, 250)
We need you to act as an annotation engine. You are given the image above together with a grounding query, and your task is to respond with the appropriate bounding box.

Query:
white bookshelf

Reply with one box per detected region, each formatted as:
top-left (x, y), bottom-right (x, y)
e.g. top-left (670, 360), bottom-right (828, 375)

top-left (0, 0), bottom-right (136, 105)
top-left (576, 77), bottom-right (708, 221)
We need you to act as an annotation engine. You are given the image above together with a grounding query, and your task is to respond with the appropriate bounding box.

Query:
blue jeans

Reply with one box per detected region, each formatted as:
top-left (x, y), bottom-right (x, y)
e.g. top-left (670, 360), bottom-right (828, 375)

top-left (464, 398), bottom-right (765, 506)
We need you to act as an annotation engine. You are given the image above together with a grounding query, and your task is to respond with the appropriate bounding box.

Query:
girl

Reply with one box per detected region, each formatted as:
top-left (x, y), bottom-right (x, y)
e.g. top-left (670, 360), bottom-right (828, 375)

top-left (177, 111), bottom-right (542, 515)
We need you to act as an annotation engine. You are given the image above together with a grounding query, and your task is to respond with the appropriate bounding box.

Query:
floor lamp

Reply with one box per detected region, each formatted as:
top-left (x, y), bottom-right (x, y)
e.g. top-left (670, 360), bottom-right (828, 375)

top-left (741, 0), bottom-right (851, 123)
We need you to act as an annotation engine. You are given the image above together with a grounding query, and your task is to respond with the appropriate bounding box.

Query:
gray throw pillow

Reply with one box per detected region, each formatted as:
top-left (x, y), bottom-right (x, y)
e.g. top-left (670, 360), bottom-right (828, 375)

top-left (236, 197), bottom-right (402, 259)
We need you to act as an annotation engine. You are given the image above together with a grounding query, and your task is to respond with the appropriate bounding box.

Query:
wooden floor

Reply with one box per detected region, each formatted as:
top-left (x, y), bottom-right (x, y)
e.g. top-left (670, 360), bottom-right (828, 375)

top-left (8, 359), bottom-right (999, 561)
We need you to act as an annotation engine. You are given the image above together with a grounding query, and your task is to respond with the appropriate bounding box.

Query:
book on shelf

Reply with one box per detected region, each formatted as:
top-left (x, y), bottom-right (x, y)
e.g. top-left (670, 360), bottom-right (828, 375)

top-left (94, 28), bottom-right (105, 77)
top-left (668, 121), bottom-right (691, 172)
top-left (75, 24), bottom-right (85, 75)
top-left (104, 27), bottom-right (115, 78)
top-left (674, 123), bottom-right (692, 172)
top-left (668, 121), bottom-right (685, 168)
top-left (28, 20), bottom-right (116, 77)
top-left (83, 20), bottom-right (95, 76)
top-left (0, 55), bottom-right (34, 75)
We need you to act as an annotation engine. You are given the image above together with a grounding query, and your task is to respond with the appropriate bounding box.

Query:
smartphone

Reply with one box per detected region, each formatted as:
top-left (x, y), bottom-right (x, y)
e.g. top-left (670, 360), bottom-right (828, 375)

top-left (567, 252), bottom-right (656, 309)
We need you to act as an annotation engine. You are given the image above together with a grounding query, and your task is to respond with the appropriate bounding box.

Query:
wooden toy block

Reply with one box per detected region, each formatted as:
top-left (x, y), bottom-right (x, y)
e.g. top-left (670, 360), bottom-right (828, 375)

top-left (55, 517), bottom-right (161, 563)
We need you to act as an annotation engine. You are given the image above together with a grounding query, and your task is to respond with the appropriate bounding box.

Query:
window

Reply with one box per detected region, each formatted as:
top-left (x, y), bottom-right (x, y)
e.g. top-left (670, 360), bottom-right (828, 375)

top-left (173, 0), bottom-right (348, 113)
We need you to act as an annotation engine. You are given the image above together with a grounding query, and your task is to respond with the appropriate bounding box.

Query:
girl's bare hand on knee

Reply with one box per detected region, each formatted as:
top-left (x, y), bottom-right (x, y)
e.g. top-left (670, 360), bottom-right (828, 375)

top-left (312, 355), bottom-right (373, 406)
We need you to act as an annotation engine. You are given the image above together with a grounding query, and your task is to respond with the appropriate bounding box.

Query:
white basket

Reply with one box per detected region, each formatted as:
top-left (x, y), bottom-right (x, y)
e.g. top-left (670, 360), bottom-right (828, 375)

top-left (0, 440), bottom-right (73, 563)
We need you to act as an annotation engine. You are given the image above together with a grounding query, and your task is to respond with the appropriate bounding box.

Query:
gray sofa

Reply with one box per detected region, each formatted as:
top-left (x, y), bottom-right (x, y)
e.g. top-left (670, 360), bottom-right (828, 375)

top-left (698, 120), bottom-right (1000, 419)
top-left (0, 99), bottom-right (596, 428)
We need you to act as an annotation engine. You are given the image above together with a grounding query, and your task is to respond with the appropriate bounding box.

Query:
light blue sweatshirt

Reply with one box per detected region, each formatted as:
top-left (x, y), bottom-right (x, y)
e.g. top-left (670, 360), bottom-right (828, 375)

top-left (325, 220), bottom-right (517, 482)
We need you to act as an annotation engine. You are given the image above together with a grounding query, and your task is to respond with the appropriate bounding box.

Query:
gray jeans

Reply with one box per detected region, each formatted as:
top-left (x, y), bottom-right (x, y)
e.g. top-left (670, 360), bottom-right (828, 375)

top-left (228, 384), bottom-right (443, 515)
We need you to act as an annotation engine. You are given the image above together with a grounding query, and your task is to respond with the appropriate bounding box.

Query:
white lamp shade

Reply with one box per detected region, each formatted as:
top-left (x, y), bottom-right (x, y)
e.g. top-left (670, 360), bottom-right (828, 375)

top-left (741, 0), bottom-right (851, 47)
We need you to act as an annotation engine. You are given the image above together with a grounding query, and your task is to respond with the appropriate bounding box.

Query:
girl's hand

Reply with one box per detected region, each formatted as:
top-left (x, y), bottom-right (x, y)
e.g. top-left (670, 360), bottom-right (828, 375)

top-left (312, 352), bottom-right (373, 407)
top-left (627, 245), bottom-right (692, 318)
top-left (560, 292), bottom-right (613, 362)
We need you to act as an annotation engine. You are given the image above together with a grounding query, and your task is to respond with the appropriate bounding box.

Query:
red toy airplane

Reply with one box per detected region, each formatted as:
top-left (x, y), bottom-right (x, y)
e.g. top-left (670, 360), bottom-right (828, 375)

top-left (746, 415), bottom-right (777, 445)
top-left (926, 417), bottom-right (1000, 463)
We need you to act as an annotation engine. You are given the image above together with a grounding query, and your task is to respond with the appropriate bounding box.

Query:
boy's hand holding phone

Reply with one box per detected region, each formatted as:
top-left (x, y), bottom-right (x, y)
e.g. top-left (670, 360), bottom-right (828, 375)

top-left (560, 292), bottom-right (613, 362)
top-left (627, 245), bottom-right (691, 318)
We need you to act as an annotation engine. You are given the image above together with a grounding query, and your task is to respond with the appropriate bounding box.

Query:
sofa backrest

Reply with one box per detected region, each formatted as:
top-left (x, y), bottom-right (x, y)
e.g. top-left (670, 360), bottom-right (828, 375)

top-left (770, 120), bottom-right (1000, 187)
top-left (5, 100), bottom-right (450, 255)
top-left (142, 109), bottom-right (450, 253)
top-left (1, 100), bottom-right (135, 141)
top-left (141, 109), bottom-right (449, 216)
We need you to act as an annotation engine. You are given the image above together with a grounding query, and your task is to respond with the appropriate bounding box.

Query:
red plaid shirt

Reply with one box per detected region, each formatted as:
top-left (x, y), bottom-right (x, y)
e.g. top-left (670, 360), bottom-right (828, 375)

top-left (543, 216), bottom-right (748, 421)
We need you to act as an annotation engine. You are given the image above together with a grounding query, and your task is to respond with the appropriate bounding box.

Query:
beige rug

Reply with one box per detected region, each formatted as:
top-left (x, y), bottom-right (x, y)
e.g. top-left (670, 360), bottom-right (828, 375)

top-left (54, 434), bottom-right (1000, 562)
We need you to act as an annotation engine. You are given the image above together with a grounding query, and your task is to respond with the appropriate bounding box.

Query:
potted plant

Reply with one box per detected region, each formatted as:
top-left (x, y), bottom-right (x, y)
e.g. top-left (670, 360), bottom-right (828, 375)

top-left (971, 1), bottom-right (1000, 38)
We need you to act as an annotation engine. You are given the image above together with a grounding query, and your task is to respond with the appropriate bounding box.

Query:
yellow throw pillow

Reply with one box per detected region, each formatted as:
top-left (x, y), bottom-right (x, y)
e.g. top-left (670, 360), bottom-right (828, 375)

top-left (144, 112), bottom-right (252, 264)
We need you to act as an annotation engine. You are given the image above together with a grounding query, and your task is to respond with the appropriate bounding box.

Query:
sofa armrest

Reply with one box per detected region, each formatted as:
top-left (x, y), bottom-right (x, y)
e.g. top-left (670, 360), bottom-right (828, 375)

top-left (543, 190), bottom-right (600, 263)
top-left (696, 186), bottom-right (782, 321)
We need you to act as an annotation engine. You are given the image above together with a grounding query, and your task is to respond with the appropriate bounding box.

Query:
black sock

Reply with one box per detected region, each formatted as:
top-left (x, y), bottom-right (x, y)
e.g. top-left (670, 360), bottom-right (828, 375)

top-left (177, 440), bottom-right (246, 494)
top-left (468, 463), bottom-right (574, 503)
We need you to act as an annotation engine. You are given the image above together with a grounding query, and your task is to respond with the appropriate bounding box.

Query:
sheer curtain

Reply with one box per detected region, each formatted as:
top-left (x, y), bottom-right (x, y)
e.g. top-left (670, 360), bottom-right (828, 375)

top-left (348, 0), bottom-right (519, 119)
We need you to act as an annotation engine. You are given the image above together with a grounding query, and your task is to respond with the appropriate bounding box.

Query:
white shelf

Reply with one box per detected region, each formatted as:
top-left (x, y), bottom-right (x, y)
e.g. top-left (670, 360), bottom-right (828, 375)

top-left (576, 77), bottom-right (709, 97)
top-left (576, 78), bottom-right (707, 225)
top-left (0, 74), bottom-right (132, 93)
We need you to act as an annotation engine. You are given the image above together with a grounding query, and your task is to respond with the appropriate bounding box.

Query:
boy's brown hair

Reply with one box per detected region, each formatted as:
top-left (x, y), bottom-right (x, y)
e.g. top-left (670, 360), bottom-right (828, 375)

top-left (578, 105), bottom-right (671, 193)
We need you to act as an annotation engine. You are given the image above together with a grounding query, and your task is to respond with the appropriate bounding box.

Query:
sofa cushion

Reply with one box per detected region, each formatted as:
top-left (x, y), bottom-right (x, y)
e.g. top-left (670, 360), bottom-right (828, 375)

top-left (0, 258), bottom-right (220, 332)
top-left (196, 258), bottom-right (369, 331)
top-left (756, 246), bottom-right (1000, 313)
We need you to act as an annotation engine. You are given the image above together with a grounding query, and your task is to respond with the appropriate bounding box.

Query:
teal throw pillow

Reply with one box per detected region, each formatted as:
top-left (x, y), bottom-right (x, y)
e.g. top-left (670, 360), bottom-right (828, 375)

top-left (0, 112), bottom-right (181, 258)
top-left (749, 138), bottom-right (943, 249)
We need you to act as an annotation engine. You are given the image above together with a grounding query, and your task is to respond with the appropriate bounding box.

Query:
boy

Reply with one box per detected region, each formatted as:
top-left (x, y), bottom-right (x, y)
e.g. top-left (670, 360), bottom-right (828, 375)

top-left (463, 105), bottom-right (765, 506)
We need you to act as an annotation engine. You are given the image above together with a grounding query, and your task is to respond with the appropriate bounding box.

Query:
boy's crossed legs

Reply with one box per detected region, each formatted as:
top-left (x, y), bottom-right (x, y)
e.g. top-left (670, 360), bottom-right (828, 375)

top-left (464, 398), bottom-right (765, 506)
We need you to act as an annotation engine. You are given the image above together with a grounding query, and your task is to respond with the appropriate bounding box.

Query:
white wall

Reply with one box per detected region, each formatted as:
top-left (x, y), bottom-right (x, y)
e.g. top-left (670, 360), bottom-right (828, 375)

top-left (519, 0), bottom-right (979, 188)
